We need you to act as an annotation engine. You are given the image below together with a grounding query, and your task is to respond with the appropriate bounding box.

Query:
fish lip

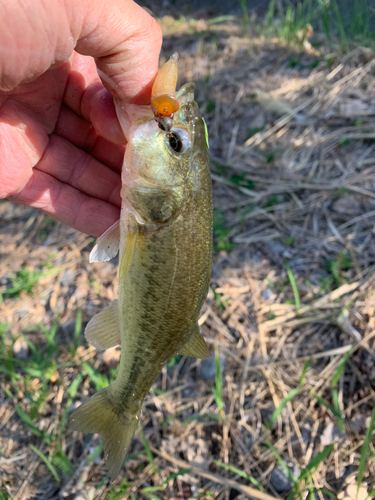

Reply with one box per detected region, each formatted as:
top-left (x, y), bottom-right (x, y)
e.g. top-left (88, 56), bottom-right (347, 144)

top-left (156, 115), bottom-right (174, 131)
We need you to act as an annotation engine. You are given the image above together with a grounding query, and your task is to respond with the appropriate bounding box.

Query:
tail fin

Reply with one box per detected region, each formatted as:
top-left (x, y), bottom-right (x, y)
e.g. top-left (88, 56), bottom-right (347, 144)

top-left (69, 387), bottom-right (139, 479)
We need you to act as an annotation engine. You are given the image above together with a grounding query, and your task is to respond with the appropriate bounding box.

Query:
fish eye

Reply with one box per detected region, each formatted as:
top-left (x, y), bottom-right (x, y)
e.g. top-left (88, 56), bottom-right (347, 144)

top-left (168, 132), bottom-right (182, 152)
top-left (166, 128), bottom-right (190, 154)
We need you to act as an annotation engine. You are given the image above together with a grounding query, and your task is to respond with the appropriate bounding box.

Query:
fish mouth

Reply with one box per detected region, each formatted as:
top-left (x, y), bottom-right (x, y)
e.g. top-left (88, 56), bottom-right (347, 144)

top-left (156, 115), bottom-right (173, 131)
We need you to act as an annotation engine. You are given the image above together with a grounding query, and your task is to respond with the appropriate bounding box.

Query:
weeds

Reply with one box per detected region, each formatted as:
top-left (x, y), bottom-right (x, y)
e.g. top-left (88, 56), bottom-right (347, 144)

top-left (71, 307), bottom-right (82, 355)
top-left (0, 315), bottom-right (102, 483)
top-left (0, 266), bottom-right (60, 302)
top-left (82, 361), bottom-right (118, 391)
top-left (51, 450), bottom-right (74, 477)
top-left (264, 350), bottom-right (365, 499)
top-left (212, 344), bottom-right (224, 415)
top-left (141, 468), bottom-right (192, 499)
top-left (310, 349), bottom-right (353, 433)
top-left (213, 209), bottom-right (235, 252)
top-left (324, 251), bottom-right (352, 287)
top-left (213, 460), bottom-right (264, 490)
top-left (139, 427), bottom-right (157, 474)
top-left (285, 261), bottom-right (301, 312)
top-left (237, 0), bottom-right (250, 28)
top-left (267, 400), bottom-right (338, 498)
top-left (265, 0), bottom-right (375, 50)
top-left (30, 445), bottom-right (61, 483)
top-left (108, 479), bottom-right (130, 500)
top-left (266, 358), bottom-right (312, 428)
top-left (358, 406), bottom-right (375, 497)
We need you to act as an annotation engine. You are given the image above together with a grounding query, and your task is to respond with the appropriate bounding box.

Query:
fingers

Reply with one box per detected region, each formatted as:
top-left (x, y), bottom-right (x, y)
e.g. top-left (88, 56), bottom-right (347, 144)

top-left (10, 168), bottom-right (120, 237)
top-left (74, 0), bottom-right (162, 104)
top-left (63, 53), bottom-right (126, 144)
top-left (0, 97), bottom-right (48, 198)
top-left (54, 104), bottom-right (125, 171)
top-left (0, 0), bottom-right (162, 103)
top-left (0, 95), bottom-right (123, 200)
top-left (33, 134), bottom-right (122, 208)
top-left (2, 100), bottom-right (122, 236)
top-left (0, 1), bottom-right (74, 91)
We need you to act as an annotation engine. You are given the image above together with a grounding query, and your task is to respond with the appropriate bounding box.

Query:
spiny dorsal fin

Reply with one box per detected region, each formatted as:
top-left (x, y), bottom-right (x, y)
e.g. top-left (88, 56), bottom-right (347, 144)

top-left (90, 220), bottom-right (120, 263)
top-left (179, 324), bottom-right (210, 359)
top-left (85, 300), bottom-right (120, 350)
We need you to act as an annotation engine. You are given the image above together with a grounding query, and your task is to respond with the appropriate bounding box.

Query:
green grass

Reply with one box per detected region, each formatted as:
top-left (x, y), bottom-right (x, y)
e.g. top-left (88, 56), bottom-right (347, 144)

top-left (0, 315), bottom-right (114, 482)
top-left (238, 0), bottom-right (250, 28)
top-left (108, 479), bottom-right (130, 500)
top-left (212, 344), bottom-right (224, 415)
top-left (30, 445), bottom-right (61, 483)
top-left (267, 386), bottom-right (301, 427)
top-left (141, 468), bottom-right (192, 499)
top-left (213, 459), bottom-right (264, 490)
top-left (263, 352), bottom-right (361, 498)
top-left (0, 265), bottom-right (61, 303)
top-left (267, 423), bottom-right (335, 500)
top-left (310, 349), bottom-right (353, 433)
top-left (302, 250), bottom-right (354, 300)
top-left (71, 308), bottom-right (82, 355)
top-left (139, 427), bottom-right (157, 474)
top-left (264, 0), bottom-right (375, 50)
top-left (324, 251), bottom-right (352, 287)
top-left (285, 261), bottom-right (301, 312)
top-left (358, 406), bottom-right (375, 498)
top-left (266, 358), bottom-right (312, 427)
top-left (213, 209), bottom-right (236, 252)
top-left (167, 354), bottom-right (183, 369)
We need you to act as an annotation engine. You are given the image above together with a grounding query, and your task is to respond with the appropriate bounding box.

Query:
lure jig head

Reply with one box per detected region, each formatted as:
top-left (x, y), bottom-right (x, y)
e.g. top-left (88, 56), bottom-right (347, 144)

top-left (151, 53), bottom-right (180, 131)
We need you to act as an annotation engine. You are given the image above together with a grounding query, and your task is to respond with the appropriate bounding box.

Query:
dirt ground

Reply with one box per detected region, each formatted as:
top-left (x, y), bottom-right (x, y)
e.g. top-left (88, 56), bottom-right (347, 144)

top-left (1, 13), bottom-right (375, 500)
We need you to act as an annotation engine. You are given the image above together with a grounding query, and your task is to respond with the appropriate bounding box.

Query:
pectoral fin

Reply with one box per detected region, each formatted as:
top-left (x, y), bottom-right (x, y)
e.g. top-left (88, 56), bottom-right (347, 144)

top-left (85, 300), bottom-right (120, 350)
top-left (118, 219), bottom-right (138, 281)
top-left (179, 324), bottom-right (210, 359)
top-left (90, 220), bottom-right (120, 263)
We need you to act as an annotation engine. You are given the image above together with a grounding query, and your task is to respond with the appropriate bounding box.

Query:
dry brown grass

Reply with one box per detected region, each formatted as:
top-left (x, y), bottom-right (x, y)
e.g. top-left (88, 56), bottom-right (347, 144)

top-left (1, 16), bottom-right (375, 500)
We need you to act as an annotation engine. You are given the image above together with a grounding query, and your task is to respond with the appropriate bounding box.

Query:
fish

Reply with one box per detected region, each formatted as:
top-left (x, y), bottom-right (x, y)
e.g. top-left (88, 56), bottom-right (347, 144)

top-left (69, 54), bottom-right (213, 479)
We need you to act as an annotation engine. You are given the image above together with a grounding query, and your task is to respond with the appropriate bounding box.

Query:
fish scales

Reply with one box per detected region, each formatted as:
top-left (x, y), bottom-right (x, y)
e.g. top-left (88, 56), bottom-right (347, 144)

top-left (114, 152), bottom-right (212, 406)
top-left (69, 62), bottom-right (213, 480)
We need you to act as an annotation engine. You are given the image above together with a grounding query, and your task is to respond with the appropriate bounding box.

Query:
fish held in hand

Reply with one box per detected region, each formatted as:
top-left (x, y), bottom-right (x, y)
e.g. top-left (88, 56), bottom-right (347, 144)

top-left (69, 54), bottom-right (213, 480)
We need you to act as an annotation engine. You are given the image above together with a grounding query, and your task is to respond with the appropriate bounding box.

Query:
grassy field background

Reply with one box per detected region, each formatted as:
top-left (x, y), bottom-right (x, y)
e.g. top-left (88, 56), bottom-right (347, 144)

top-left (1, 1), bottom-right (375, 499)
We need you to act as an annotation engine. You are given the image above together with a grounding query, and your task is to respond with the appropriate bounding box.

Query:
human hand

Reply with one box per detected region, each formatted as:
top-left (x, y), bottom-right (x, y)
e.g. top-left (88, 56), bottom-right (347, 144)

top-left (0, 0), bottom-right (162, 237)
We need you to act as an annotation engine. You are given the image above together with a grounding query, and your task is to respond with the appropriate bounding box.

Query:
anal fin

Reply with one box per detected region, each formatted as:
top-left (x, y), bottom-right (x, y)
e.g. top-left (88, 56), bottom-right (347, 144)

top-left (90, 220), bottom-right (120, 263)
top-left (85, 300), bottom-right (121, 350)
top-left (179, 324), bottom-right (210, 359)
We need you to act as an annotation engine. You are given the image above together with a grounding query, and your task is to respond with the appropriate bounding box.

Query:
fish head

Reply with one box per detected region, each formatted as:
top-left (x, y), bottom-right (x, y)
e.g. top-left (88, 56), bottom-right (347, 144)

top-left (121, 83), bottom-right (208, 226)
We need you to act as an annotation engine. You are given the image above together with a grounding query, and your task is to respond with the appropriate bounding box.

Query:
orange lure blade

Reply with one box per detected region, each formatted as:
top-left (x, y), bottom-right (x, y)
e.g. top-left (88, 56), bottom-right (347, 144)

top-left (151, 53), bottom-right (179, 130)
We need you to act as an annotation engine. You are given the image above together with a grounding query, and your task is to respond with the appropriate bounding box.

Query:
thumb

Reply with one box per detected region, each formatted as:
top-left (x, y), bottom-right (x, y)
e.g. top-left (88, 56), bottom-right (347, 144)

top-left (0, 0), bottom-right (162, 104)
top-left (74, 0), bottom-right (162, 104)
